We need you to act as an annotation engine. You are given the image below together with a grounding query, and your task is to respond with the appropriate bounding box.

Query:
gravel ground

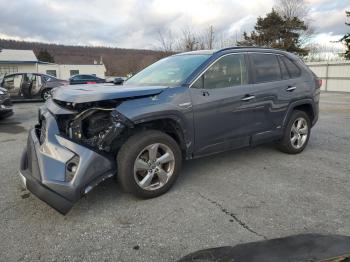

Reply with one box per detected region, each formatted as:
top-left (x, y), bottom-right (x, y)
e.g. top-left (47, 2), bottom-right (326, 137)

top-left (0, 92), bottom-right (349, 262)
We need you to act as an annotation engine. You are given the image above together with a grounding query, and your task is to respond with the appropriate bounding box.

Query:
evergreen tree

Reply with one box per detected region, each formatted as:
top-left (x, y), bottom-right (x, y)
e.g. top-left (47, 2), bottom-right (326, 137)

top-left (238, 9), bottom-right (309, 56)
top-left (339, 11), bottom-right (350, 59)
top-left (37, 49), bottom-right (55, 63)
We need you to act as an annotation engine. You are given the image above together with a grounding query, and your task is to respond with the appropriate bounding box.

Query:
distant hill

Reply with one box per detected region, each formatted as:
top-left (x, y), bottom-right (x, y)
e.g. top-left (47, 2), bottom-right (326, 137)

top-left (0, 39), bottom-right (167, 76)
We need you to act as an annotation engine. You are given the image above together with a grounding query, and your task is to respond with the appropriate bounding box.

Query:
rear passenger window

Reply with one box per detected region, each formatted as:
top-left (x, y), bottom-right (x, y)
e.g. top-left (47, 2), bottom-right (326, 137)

top-left (250, 54), bottom-right (281, 83)
top-left (281, 56), bottom-right (301, 78)
top-left (277, 56), bottom-right (290, 80)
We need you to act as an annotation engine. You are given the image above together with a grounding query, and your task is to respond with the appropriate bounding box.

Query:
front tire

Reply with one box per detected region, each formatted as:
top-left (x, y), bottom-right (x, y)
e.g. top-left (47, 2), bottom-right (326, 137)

top-left (117, 130), bottom-right (182, 198)
top-left (277, 110), bottom-right (311, 154)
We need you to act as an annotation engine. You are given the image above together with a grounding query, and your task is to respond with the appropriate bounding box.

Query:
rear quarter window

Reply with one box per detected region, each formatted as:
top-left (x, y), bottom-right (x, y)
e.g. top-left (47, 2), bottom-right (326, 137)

top-left (281, 56), bottom-right (301, 78)
top-left (250, 53), bottom-right (281, 83)
top-left (277, 56), bottom-right (290, 80)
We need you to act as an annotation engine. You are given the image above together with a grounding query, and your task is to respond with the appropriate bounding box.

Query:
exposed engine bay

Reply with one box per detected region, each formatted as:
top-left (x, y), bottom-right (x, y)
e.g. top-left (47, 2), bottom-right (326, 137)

top-left (54, 100), bottom-right (133, 152)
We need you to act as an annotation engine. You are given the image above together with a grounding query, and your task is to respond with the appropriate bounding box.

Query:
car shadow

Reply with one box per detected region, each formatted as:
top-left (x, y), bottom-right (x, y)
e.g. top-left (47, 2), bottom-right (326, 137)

top-left (177, 143), bottom-right (277, 184)
top-left (71, 143), bottom-right (278, 215)
top-left (0, 120), bottom-right (27, 134)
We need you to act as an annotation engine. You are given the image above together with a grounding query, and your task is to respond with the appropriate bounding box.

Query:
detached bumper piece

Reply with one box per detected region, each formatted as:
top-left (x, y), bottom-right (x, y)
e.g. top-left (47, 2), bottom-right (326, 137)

top-left (19, 107), bottom-right (115, 215)
top-left (20, 142), bottom-right (73, 214)
top-left (20, 165), bottom-right (73, 214)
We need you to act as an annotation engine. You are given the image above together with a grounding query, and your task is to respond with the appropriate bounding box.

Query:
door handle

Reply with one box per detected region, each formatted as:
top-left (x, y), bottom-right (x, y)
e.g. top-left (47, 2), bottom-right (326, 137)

top-left (286, 86), bottom-right (296, 92)
top-left (241, 95), bottom-right (255, 101)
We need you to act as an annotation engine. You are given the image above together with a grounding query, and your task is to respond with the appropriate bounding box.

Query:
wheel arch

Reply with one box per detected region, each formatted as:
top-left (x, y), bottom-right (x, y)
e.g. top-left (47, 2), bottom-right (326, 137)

top-left (283, 99), bottom-right (316, 128)
top-left (132, 116), bottom-right (189, 157)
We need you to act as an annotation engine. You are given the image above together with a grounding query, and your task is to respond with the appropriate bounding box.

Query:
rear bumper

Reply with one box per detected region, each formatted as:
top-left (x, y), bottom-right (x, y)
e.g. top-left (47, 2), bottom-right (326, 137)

top-left (19, 105), bottom-right (115, 214)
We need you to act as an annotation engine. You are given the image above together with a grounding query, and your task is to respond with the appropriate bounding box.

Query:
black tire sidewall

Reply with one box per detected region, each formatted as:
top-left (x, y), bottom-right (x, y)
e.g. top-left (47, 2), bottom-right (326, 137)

top-left (41, 89), bottom-right (51, 100)
top-left (279, 110), bottom-right (311, 154)
top-left (117, 130), bottom-right (182, 198)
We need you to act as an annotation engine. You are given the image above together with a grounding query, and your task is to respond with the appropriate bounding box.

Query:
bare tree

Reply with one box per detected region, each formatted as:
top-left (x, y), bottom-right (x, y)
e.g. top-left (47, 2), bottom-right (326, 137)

top-left (203, 25), bottom-right (215, 49)
top-left (155, 25), bottom-right (238, 53)
top-left (216, 31), bottom-right (237, 49)
top-left (274, 0), bottom-right (309, 19)
top-left (305, 43), bottom-right (344, 62)
top-left (274, 0), bottom-right (314, 47)
top-left (177, 28), bottom-right (199, 51)
top-left (157, 29), bottom-right (174, 54)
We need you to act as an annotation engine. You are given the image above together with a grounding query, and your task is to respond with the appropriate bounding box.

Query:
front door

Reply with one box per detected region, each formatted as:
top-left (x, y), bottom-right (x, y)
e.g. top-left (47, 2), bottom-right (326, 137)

top-left (2, 74), bottom-right (24, 97)
top-left (190, 53), bottom-right (267, 156)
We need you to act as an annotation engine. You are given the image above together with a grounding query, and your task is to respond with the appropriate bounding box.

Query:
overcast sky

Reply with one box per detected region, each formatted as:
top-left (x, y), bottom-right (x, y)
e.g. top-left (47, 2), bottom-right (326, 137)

top-left (0, 0), bottom-right (348, 50)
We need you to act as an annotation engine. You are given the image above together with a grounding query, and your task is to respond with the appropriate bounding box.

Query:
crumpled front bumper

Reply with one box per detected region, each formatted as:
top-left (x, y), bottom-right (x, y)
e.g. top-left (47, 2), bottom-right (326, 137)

top-left (19, 106), bottom-right (116, 214)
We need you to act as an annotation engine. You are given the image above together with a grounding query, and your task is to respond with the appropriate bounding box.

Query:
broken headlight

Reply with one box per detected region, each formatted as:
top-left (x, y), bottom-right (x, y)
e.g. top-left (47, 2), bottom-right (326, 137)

top-left (68, 109), bottom-right (129, 152)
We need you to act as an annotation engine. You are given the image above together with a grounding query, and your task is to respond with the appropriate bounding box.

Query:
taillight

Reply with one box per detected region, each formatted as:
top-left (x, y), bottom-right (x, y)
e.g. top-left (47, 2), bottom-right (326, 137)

top-left (315, 78), bottom-right (322, 89)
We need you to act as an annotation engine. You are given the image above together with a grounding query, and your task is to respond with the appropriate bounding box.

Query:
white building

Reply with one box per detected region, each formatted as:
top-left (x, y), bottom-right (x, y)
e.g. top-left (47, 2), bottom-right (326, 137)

top-left (0, 49), bottom-right (106, 80)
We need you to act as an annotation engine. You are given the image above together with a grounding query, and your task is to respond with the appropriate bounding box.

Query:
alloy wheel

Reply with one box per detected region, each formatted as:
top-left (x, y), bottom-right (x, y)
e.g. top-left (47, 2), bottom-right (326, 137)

top-left (290, 117), bottom-right (308, 149)
top-left (133, 143), bottom-right (175, 191)
top-left (43, 90), bottom-right (51, 101)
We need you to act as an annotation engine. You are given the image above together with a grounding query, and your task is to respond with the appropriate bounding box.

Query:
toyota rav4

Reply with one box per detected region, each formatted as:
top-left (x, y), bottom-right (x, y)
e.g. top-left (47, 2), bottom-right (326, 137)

top-left (19, 47), bottom-right (320, 214)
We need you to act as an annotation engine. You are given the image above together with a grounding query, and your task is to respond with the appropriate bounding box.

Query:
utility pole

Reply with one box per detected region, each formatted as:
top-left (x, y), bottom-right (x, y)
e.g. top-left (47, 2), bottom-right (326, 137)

top-left (208, 25), bottom-right (214, 49)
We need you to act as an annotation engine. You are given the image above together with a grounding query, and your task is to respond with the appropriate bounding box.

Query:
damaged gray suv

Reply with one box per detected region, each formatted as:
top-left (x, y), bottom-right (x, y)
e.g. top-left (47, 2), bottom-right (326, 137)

top-left (20, 47), bottom-right (320, 214)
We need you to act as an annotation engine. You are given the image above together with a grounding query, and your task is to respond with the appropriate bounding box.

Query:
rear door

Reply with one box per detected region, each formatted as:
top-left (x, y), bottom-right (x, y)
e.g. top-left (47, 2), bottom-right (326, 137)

top-left (278, 55), bottom-right (305, 97)
top-left (247, 53), bottom-right (288, 142)
top-left (20, 73), bottom-right (43, 98)
top-left (31, 74), bottom-right (44, 97)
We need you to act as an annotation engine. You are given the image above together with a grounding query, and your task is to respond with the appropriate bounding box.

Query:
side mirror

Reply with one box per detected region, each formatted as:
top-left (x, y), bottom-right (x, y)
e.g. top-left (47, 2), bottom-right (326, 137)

top-left (113, 78), bottom-right (124, 85)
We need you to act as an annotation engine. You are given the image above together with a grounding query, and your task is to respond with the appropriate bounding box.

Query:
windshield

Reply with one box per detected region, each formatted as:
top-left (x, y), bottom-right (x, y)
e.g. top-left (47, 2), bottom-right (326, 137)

top-left (125, 54), bottom-right (210, 86)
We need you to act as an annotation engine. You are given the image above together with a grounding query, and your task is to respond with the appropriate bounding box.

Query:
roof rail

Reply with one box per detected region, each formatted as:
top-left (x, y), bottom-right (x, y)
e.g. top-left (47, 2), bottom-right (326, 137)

top-left (215, 46), bottom-right (284, 53)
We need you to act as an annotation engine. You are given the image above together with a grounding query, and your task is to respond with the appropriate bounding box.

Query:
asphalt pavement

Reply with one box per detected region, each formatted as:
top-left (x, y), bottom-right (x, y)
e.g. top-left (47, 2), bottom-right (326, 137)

top-left (0, 92), bottom-right (349, 261)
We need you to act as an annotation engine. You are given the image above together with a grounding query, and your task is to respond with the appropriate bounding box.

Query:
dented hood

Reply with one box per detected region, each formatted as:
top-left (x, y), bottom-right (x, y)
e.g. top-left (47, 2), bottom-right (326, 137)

top-left (52, 84), bottom-right (168, 103)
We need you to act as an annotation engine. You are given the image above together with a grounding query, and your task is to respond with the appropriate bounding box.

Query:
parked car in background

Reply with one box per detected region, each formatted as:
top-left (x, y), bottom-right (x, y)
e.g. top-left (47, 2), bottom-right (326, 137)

top-left (113, 77), bottom-right (126, 85)
top-left (106, 76), bottom-right (127, 85)
top-left (0, 73), bottom-right (68, 101)
top-left (69, 74), bottom-right (105, 85)
top-left (20, 47), bottom-right (320, 214)
top-left (0, 87), bottom-right (13, 119)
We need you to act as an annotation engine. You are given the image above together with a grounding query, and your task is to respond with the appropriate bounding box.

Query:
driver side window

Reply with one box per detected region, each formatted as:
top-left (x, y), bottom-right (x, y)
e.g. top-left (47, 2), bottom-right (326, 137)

top-left (193, 54), bottom-right (247, 89)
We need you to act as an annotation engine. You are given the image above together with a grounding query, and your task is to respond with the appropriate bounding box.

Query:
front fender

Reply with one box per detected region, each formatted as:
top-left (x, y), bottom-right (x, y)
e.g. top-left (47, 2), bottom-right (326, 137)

top-left (116, 86), bottom-right (195, 158)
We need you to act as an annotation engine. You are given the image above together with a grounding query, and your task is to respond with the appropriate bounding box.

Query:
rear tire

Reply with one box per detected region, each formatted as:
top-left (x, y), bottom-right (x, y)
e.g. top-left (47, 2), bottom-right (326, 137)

top-left (41, 89), bottom-right (51, 101)
top-left (117, 130), bottom-right (182, 198)
top-left (277, 110), bottom-right (311, 154)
